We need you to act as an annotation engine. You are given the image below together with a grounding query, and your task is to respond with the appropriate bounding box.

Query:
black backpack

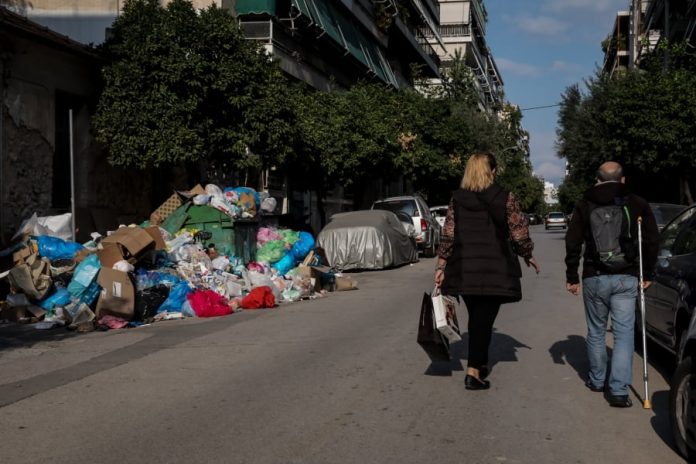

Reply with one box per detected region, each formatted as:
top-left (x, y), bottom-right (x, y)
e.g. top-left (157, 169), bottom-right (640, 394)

top-left (588, 197), bottom-right (636, 272)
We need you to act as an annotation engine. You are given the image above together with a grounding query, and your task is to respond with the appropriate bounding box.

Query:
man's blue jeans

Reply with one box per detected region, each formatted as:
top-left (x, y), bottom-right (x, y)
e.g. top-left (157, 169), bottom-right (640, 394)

top-left (582, 275), bottom-right (638, 396)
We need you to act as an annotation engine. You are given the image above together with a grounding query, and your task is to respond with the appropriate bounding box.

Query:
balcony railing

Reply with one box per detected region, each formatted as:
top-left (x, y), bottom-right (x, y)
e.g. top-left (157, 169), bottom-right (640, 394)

top-left (240, 20), bottom-right (273, 44)
top-left (415, 30), bottom-right (441, 67)
top-left (420, 24), bottom-right (471, 38)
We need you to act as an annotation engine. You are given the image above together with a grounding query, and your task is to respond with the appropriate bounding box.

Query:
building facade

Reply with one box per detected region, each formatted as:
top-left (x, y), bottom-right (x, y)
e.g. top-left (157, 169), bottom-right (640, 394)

top-left (235, 0), bottom-right (443, 90)
top-left (422, 0), bottom-right (503, 112)
top-left (603, 0), bottom-right (696, 75)
top-left (0, 7), bottom-right (159, 242)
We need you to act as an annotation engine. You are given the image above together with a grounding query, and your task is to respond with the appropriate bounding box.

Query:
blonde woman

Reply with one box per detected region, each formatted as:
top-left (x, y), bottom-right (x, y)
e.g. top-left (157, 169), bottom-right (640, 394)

top-left (434, 153), bottom-right (540, 390)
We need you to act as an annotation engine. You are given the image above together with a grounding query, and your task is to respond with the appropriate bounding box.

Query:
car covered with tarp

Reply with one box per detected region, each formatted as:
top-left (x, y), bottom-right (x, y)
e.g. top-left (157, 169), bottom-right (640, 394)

top-left (317, 210), bottom-right (418, 271)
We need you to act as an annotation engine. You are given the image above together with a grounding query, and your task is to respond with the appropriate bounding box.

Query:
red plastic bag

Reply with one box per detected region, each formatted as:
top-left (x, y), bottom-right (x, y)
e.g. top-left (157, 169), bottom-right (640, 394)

top-left (240, 286), bottom-right (276, 309)
top-left (187, 290), bottom-right (232, 318)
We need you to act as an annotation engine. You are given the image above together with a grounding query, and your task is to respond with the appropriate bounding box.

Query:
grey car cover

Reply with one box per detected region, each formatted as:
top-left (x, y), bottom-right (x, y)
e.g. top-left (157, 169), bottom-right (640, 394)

top-left (317, 210), bottom-right (418, 270)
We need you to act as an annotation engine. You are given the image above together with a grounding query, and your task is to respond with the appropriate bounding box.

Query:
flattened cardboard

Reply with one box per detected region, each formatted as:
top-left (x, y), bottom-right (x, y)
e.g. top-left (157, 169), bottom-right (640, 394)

top-left (335, 276), bottom-right (358, 291)
top-left (95, 268), bottom-right (135, 321)
top-left (0, 304), bottom-right (46, 323)
top-left (144, 227), bottom-right (166, 250)
top-left (99, 227), bottom-right (154, 267)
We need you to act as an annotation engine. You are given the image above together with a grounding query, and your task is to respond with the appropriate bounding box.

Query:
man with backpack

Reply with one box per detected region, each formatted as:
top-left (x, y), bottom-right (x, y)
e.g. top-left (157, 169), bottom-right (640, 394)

top-left (565, 162), bottom-right (659, 408)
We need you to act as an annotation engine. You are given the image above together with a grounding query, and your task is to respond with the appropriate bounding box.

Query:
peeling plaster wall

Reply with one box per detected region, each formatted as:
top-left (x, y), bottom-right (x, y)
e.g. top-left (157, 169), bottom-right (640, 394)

top-left (1, 33), bottom-right (154, 242)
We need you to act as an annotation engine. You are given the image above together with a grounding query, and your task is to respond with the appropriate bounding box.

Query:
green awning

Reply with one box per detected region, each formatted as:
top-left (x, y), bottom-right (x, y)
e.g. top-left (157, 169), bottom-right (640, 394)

top-left (310, 0), bottom-right (347, 49)
top-left (236, 0), bottom-right (276, 15)
top-left (325, 2), bottom-right (397, 86)
top-left (292, 0), bottom-right (312, 19)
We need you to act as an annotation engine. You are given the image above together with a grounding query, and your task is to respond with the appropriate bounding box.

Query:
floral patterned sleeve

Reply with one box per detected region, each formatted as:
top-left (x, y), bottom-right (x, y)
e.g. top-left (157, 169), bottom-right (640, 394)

top-left (437, 198), bottom-right (455, 260)
top-left (507, 192), bottom-right (534, 260)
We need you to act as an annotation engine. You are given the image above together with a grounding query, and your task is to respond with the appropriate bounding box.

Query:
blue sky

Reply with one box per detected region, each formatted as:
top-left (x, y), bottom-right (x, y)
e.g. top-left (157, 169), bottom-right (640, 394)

top-left (484, 0), bottom-right (628, 186)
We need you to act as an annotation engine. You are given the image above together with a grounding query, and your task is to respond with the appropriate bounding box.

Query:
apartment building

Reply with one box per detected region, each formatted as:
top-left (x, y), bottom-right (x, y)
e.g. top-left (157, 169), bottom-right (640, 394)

top-left (235, 0), bottom-right (443, 90)
top-left (422, 0), bottom-right (503, 112)
top-left (603, 0), bottom-right (696, 75)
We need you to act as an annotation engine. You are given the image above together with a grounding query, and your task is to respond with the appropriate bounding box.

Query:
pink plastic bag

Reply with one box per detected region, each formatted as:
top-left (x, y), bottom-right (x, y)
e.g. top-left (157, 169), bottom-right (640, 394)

top-left (97, 315), bottom-right (129, 329)
top-left (187, 290), bottom-right (232, 318)
top-left (240, 286), bottom-right (276, 309)
top-left (256, 227), bottom-right (282, 247)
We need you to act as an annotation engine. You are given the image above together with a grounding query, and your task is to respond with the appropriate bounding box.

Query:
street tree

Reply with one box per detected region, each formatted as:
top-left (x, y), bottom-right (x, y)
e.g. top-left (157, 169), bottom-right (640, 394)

top-left (556, 43), bottom-right (696, 204)
top-left (93, 0), bottom-right (292, 173)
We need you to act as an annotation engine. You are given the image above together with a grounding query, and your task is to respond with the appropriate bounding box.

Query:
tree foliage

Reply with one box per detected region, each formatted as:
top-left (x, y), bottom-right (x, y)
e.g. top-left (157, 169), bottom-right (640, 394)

top-left (557, 42), bottom-right (696, 205)
top-left (94, 0), bottom-right (292, 170)
top-left (93, 0), bottom-right (544, 213)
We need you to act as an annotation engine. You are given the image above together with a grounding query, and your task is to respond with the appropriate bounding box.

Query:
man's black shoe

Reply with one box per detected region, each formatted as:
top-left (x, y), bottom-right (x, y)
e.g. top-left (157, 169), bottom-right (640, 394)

top-left (585, 379), bottom-right (604, 392)
top-left (608, 395), bottom-right (633, 408)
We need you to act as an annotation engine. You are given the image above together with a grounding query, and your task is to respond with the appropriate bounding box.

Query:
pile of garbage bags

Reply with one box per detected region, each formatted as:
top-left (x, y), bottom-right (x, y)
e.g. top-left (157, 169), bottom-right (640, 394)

top-left (0, 184), bottom-right (356, 333)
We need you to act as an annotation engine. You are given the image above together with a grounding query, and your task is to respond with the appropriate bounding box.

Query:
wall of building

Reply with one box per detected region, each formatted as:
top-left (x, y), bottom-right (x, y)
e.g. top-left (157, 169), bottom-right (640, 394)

top-left (1, 31), bottom-right (154, 242)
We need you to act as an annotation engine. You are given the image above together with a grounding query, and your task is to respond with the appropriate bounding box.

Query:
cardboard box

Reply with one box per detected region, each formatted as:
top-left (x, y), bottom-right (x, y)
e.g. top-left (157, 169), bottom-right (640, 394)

top-left (98, 227), bottom-right (155, 268)
top-left (144, 226), bottom-right (166, 250)
top-left (95, 268), bottom-right (135, 321)
top-left (297, 265), bottom-right (322, 293)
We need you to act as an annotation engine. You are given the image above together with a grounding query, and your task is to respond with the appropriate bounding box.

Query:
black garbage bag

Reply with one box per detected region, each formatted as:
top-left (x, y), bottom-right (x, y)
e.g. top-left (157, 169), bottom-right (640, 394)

top-left (133, 285), bottom-right (170, 321)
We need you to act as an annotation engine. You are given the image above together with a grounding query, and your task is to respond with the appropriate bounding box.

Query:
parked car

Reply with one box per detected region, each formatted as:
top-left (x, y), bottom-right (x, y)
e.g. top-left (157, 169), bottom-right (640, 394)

top-left (640, 205), bottom-right (696, 355)
top-left (430, 205), bottom-right (448, 229)
top-left (526, 213), bottom-right (542, 225)
top-left (545, 212), bottom-right (567, 230)
top-left (670, 310), bottom-right (696, 461)
top-left (317, 210), bottom-right (418, 271)
top-left (650, 203), bottom-right (688, 231)
top-left (372, 195), bottom-right (440, 257)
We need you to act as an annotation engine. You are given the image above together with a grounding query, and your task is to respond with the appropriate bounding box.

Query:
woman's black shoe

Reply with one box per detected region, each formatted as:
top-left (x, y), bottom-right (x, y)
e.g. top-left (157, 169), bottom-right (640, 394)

top-left (465, 375), bottom-right (490, 390)
top-left (479, 366), bottom-right (489, 380)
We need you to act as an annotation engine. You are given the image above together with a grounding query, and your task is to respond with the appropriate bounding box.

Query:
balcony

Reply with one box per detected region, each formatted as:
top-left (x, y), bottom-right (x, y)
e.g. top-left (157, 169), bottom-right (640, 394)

top-left (420, 23), bottom-right (471, 39)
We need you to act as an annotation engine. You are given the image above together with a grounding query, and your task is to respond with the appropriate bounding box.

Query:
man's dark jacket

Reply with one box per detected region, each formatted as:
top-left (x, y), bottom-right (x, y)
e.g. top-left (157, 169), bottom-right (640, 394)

top-left (565, 181), bottom-right (659, 284)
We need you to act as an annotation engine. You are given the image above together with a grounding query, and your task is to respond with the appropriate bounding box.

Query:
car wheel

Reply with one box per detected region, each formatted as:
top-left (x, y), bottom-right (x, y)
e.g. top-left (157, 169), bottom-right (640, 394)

top-left (424, 237), bottom-right (436, 258)
top-left (671, 355), bottom-right (696, 461)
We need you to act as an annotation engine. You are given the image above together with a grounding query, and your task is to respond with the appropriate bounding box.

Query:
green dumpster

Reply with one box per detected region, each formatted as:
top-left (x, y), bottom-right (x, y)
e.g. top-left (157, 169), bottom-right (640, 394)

top-left (161, 204), bottom-right (258, 263)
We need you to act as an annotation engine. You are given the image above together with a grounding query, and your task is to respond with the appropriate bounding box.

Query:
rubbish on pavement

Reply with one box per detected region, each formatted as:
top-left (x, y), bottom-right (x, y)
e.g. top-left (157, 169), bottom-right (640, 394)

top-left (241, 286), bottom-right (275, 309)
top-left (95, 268), bottom-right (135, 321)
top-left (0, 182), bottom-right (361, 335)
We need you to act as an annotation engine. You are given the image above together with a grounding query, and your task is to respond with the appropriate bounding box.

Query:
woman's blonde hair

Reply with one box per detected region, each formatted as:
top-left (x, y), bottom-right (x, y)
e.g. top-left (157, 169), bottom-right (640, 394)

top-left (461, 153), bottom-right (497, 192)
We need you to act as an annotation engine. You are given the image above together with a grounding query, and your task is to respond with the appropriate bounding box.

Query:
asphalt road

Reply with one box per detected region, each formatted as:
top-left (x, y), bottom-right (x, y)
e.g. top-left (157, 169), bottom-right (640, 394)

top-left (0, 227), bottom-right (683, 463)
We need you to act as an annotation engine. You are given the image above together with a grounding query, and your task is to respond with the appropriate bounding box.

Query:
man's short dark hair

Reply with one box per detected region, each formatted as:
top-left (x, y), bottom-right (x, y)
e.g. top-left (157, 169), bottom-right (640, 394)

top-left (597, 165), bottom-right (623, 182)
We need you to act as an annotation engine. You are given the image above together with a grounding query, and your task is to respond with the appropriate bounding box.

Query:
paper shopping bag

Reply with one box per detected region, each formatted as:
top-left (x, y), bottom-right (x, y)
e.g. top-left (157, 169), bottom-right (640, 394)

top-left (417, 292), bottom-right (451, 362)
top-left (432, 289), bottom-right (461, 343)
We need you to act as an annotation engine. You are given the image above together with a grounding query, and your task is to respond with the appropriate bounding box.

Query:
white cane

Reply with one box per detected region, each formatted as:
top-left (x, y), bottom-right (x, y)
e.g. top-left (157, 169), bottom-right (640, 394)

top-left (638, 217), bottom-right (651, 410)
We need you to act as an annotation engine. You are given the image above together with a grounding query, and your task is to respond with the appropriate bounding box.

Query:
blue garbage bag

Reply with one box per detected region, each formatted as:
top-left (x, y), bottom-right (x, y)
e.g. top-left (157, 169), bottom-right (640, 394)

top-left (272, 253), bottom-right (296, 276)
top-left (291, 232), bottom-right (315, 261)
top-left (38, 236), bottom-right (84, 261)
top-left (228, 187), bottom-right (261, 208)
top-left (67, 254), bottom-right (101, 299)
top-left (39, 287), bottom-right (72, 310)
top-left (157, 281), bottom-right (192, 313)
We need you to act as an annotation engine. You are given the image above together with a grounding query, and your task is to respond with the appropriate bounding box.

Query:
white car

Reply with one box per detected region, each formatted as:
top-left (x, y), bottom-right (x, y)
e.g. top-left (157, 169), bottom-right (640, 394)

top-left (430, 205), bottom-right (448, 229)
top-left (372, 195), bottom-right (440, 257)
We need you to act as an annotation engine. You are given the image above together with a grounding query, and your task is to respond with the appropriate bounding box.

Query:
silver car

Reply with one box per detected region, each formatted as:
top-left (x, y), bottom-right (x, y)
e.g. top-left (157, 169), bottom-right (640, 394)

top-left (372, 195), bottom-right (440, 257)
top-left (545, 212), bottom-right (567, 231)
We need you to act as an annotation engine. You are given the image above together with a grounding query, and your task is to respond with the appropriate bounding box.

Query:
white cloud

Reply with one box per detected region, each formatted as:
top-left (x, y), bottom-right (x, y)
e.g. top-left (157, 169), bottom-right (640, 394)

top-left (529, 131), bottom-right (566, 185)
top-left (516, 15), bottom-right (567, 36)
top-left (496, 58), bottom-right (541, 77)
top-left (543, 0), bottom-right (627, 14)
top-left (536, 162), bottom-right (566, 182)
top-left (551, 60), bottom-right (583, 74)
